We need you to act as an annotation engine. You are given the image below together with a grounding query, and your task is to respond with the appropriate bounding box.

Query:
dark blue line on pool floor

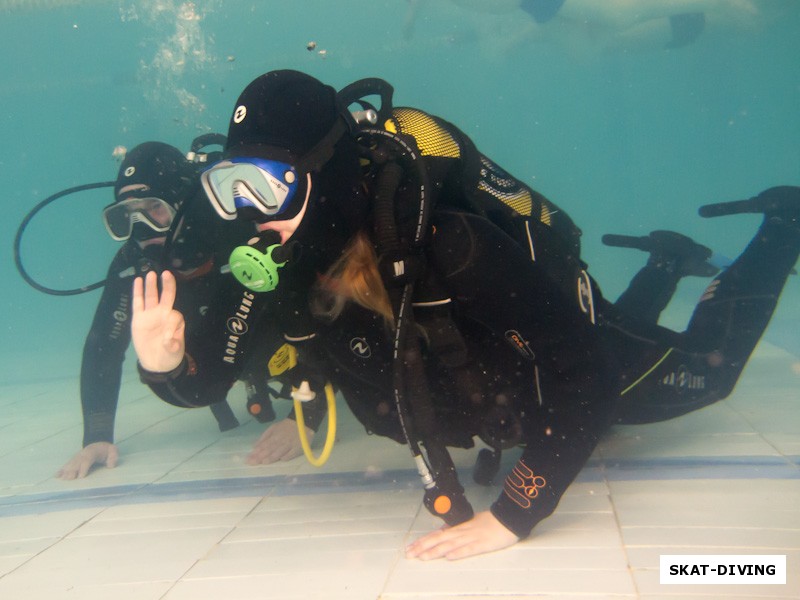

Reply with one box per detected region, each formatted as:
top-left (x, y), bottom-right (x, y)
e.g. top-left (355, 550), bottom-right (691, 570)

top-left (1, 455), bottom-right (797, 518)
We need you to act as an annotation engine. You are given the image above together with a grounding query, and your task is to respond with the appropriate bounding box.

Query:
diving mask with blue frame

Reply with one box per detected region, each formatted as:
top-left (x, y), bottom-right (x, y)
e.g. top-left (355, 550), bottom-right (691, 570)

top-left (201, 157), bottom-right (311, 222)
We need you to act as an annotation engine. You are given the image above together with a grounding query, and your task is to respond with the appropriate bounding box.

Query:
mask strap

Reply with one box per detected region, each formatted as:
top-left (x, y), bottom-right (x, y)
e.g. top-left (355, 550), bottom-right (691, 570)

top-left (293, 116), bottom-right (349, 176)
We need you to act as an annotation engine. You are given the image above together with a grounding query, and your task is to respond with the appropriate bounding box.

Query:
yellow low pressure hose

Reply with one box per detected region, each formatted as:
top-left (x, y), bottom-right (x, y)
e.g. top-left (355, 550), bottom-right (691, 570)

top-left (293, 382), bottom-right (337, 467)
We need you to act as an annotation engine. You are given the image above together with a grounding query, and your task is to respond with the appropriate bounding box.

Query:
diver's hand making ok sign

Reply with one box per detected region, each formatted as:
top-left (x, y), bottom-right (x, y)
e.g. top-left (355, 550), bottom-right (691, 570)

top-left (131, 270), bottom-right (186, 373)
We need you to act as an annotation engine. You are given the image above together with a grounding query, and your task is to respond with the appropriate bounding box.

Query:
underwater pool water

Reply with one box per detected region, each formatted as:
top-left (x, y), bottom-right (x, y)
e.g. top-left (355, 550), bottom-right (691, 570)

top-left (3, 0), bottom-right (799, 380)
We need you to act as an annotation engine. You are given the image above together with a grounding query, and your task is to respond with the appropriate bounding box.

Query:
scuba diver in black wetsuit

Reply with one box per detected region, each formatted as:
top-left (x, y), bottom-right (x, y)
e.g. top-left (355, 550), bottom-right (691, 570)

top-left (53, 141), bottom-right (279, 480)
top-left (603, 188), bottom-right (800, 426)
top-left (129, 70), bottom-right (800, 560)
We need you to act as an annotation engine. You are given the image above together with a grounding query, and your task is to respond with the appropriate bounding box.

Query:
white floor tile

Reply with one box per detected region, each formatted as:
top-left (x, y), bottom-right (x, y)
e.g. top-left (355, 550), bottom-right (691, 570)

top-left (163, 570), bottom-right (391, 600)
top-left (382, 564), bottom-right (638, 597)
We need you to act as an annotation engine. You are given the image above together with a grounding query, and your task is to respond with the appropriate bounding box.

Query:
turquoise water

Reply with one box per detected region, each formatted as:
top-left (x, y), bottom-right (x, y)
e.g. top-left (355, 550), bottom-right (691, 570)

top-left (1, 0), bottom-right (799, 385)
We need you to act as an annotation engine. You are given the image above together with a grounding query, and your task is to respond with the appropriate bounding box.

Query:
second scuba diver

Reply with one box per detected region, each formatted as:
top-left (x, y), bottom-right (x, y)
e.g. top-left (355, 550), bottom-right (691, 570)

top-left (55, 140), bottom-right (281, 479)
top-left (129, 70), bottom-right (800, 559)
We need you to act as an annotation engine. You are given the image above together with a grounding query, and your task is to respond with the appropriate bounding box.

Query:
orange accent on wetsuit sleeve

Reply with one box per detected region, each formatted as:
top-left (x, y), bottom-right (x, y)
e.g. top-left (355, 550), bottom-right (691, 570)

top-left (503, 460), bottom-right (547, 509)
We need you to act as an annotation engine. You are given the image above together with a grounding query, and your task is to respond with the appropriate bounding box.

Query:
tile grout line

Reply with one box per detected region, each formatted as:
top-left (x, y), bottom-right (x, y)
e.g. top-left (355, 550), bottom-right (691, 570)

top-left (378, 496), bottom-right (426, 597)
top-left (601, 458), bottom-right (642, 599)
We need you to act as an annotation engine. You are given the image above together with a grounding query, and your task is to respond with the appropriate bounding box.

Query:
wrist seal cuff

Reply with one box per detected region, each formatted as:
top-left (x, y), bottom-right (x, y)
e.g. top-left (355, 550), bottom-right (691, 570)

top-left (138, 356), bottom-right (188, 384)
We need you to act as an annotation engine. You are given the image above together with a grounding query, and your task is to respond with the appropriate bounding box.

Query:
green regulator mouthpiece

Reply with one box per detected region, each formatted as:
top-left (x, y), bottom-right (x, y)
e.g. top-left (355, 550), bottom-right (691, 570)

top-left (229, 231), bottom-right (297, 292)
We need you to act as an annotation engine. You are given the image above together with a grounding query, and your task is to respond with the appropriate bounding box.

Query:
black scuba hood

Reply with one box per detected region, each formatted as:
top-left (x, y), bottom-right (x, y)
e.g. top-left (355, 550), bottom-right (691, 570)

top-left (226, 70), bottom-right (340, 160)
top-left (114, 141), bottom-right (195, 207)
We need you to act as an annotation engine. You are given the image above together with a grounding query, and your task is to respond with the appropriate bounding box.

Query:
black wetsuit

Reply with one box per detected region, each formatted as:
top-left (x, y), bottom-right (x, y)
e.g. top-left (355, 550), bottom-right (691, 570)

top-left (605, 217), bottom-right (800, 424)
top-left (80, 192), bottom-right (276, 447)
top-left (140, 109), bottom-right (800, 540)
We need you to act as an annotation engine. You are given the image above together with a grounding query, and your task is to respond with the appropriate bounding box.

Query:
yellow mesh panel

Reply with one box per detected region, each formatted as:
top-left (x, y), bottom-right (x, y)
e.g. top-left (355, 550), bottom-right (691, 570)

top-left (476, 155), bottom-right (533, 217)
top-left (539, 201), bottom-right (552, 226)
top-left (478, 181), bottom-right (533, 217)
top-left (391, 108), bottom-right (461, 158)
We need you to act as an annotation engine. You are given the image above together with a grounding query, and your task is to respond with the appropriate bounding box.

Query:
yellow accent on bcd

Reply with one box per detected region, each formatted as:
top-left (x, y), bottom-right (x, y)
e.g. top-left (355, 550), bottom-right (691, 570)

top-left (268, 343), bottom-right (297, 377)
